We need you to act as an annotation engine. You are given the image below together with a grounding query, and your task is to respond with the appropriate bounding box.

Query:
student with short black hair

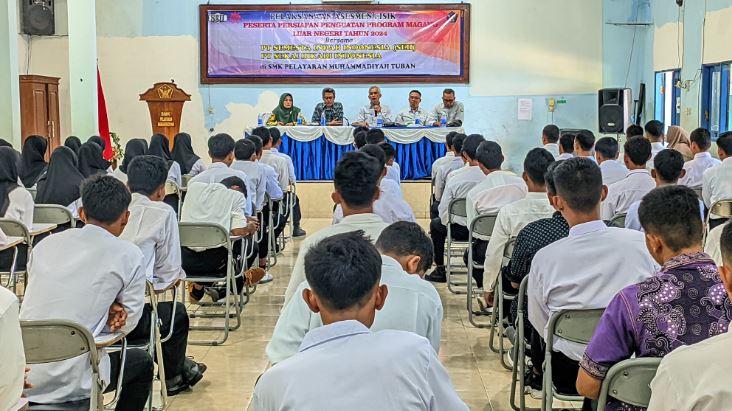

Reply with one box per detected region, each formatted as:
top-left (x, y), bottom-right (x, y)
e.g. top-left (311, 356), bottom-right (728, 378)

top-left (557, 131), bottom-right (575, 160)
top-left (378, 141), bottom-right (401, 184)
top-left (267, 222), bottom-right (442, 364)
top-left (601, 135), bottom-right (655, 220)
top-left (21, 175), bottom-right (152, 411)
top-left (573, 129), bottom-right (596, 161)
top-left (431, 131), bottom-right (461, 219)
top-left (595, 136), bottom-right (628, 186)
top-left (702, 131), bottom-right (732, 230)
top-left (645, 119), bottom-right (667, 169)
top-left (365, 128), bottom-right (386, 145)
top-left (541, 124), bottom-right (560, 159)
top-left (255, 231), bottom-right (467, 411)
top-left (679, 127), bottom-right (720, 188)
top-left (625, 124), bottom-right (644, 140)
top-left (353, 130), bottom-right (368, 150)
top-left (432, 133), bottom-right (467, 204)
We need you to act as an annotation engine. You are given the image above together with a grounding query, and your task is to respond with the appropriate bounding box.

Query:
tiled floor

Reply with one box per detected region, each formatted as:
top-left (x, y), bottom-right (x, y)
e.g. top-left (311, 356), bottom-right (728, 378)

top-left (165, 219), bottom-right (558, 411)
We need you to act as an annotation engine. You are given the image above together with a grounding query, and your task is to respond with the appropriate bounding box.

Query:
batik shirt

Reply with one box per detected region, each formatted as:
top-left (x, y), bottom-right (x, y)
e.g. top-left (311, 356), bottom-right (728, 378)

top-left (580, 252), bottom-right (732, 411)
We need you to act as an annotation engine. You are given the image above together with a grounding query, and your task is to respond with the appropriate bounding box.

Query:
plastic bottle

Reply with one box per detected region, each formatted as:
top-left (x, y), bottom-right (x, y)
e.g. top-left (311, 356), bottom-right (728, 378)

top-left (297, 116), bottom-right (303, 126)
top-left (415, 117), bottom-right (421, 126)
top-left (320, 112), bottom-right (326, 126)
top-left (440, 112), bottom-right (447, 128)
top-left (376, 112), bottom-right (384, 128)
top-left (257, 113), bottom-right (263, 127)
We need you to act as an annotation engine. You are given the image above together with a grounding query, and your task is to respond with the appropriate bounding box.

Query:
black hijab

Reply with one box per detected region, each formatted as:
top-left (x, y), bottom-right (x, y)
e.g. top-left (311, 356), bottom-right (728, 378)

top-left (36, 146), bottom-right (86, 206)
top-left (0, 147), bottom-right (21, 216)
top-left (148, 134), bottom-right (174, 169)
top-left (19, 135), bottom-right (48, 187)
top-left (87, 135), bottom-right (111, 169)
top-left (0, 139), bottom-right (12, 148)
top-left (171, 133), bottom-right (200, 174)
top-left (77, 141), bottom-right (109, 178)
top-left (120, 139), bottom-right (148, 173)
top-left (64, 136), bottom-right (82, 155)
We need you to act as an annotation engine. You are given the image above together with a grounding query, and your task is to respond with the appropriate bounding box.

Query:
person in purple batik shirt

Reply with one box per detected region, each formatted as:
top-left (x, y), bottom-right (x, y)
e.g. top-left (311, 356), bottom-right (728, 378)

top-left (576, 185), bottom-right (732, 410)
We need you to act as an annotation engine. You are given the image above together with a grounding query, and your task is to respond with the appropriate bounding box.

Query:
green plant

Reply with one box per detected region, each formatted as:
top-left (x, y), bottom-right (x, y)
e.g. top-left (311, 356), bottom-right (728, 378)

top-left (110, 132), bottom-right (124, 162)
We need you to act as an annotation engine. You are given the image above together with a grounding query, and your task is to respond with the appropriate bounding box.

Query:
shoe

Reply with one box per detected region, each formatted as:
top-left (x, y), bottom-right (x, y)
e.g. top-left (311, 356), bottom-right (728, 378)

top-left (293, 226), bottom-right (306, 237)
top-left (204, 286), bottom-right (223, 303)
top-left (504, 346), bottom-right (515, 368)
top-left (245, 267), bottom-right (267, 286)
top-left (188, 284), bottom-right (205, 304)
top-left (424, 266), bottom-right (447, 283)
top-left (524, 369), bottom-right (543, 399)
top-left (505, 326), bottom-right (517, 345)
top-left (258, 273), bottom-right (273, 284)
top-left (474, 297), bottom-right (493, 316)
top-left (182, 358), bottom-right (207, 388)
top-left (165, 375), bottom-right (189, 396)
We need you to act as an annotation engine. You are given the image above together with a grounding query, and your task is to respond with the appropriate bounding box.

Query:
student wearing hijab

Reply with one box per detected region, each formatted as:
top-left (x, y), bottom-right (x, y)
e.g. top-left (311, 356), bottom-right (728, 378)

top-left (267, 93), bottom-right (304, 126)
top-left (112, 139), bottom-right (148, 183)
top-left (0, 139), bottom-right (12, 148)
top-left (148, 134), bottom-right (182, 187)
top-left (77, 141), bottom-right (109, 178)
top-left (667, 125), bottom-right (693, 162)
top-left (0, 147), bottom-right (34, 270)
top-left (172, 133), bottom-right (206, 177)
top-left (64, 136), bottom-right (82, 155)
top-left (36, 147), bottom-right (86, 219)
top-left (18, 135), bottom-right (48, 188)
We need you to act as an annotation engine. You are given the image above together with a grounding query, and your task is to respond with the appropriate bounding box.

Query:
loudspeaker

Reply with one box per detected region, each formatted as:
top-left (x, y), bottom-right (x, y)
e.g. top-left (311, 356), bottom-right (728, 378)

top-left (598, 88), bottom-right (632, 133)
top-left (22, 0), bottom-right (55, 36)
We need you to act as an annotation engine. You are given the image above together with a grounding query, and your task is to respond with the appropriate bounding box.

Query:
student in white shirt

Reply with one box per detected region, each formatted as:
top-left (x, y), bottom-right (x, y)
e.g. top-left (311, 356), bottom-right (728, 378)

top-left (702, 131), bottom-right (732, 230)
top-left (247, 135), bottom-right (284, 205)
top-left (254, 231), bottom-right (467, 411)
top-left (395, 89), bottom-right (429, 126)
top-left (111, 139), bottom-right (148, 184)
top-left (20, 175), bottom-right (151, 411)
top-left (595, 136), bottom-right (628, 186)
top-left (556, 131), bottom-right (575, 160)
top-left (601, 135), bottom-right (655, 220)
top-left (527, 158), bottom-right (657, 396)
top-left (0, 147), bottom-right (34, 271)
top-left (0, 286), bottom-right (24, 411)
top-left (36, 146), bottom-right (85, 221)
top-left (432, 133), bottom-right (467, 218)
top-left (541, 124), bottom-right (560, 159)
top-left (269, 127), bottom-right (307, 237)
top-left (171, 132), bottom-right (207, 177)
top-left (431, 131), bottom-right (459, 180)
top-left (645, 120), bottom-right (667, 170)
top-left (120, 156), bottom-right (207, 395)
top-left (353, 85), bottom-right (393, 126)
top-left (573, 129), bottom-right (597, 162)
top-left (267, 222), bottom-right (442, 364)
top-left (379, 141), bottom-right (401, 185)
top-left (648, 223), bottom-right (732, 411)
top-left (625, 124), bottom-right (644, 139)
top-left (679, 127), bottom-right (720, 188)
top-left (283, 151), bottom-right (389, 304)
top-left (425, 134), bottom-right (486, 283)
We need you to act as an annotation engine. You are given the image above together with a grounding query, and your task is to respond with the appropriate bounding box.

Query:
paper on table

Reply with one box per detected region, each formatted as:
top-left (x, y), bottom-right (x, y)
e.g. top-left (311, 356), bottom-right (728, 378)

top-left (518, 98), bottom-right (533, 121)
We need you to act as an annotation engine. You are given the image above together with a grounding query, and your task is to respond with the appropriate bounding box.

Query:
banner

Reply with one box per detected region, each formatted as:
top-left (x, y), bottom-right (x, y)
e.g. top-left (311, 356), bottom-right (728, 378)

top-left (200, 4), bottom-right (470, 84)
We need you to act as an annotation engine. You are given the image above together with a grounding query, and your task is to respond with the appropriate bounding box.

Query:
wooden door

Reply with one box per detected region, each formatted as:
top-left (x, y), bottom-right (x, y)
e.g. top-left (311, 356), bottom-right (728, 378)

top-left (46, 82), bottom-right (60, 153)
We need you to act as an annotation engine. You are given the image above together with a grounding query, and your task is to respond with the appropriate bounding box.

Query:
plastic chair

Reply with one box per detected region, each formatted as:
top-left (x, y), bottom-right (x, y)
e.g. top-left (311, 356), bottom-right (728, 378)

top-left (0, 218), bottom-right (31, 293)
top-left (466, 213), bottom-right (498, 327)
top-left (509, 277), bottom-right (530, 411)
top-left (597, 357), bottom-right (662, 411)
top-left (165, 181), bottom-right (182, 218)
top-left (609, 213), bottom-right (627, 228)
top-left (33, 204), bottom-right (76, 228)
top-left (488, 237), bottom-right (517, 370)
top-left (21, 320), bottom-right (103, 410)
top-left (691, 186), bottom-right (703, 200)
top-left (446, 198), bottom-right (469, 294)
top-left (704, 199), bottom-right (732, 242)
top-left (28, 187), bottom-right (37, 201)
top-left (542, 308), bottom-right (605, 411)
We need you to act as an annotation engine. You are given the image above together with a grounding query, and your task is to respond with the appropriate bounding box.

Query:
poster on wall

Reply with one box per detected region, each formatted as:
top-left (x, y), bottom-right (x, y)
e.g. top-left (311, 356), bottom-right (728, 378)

top-left (199, 4), bottom-right (470, 84)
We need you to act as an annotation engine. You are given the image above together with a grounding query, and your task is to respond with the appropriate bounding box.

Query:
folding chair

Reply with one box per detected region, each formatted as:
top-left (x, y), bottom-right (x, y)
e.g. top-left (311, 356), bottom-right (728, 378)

top-left (510, 277), bottom-right (530, 411)
top-left (691, 186), bottom-right (703, 200)
top-left (0, 218), bottom-right (31, 293)
top-left (609, 213), bottom-right (627, 228)
top-left (542, 308), bottom-right (605, 411)
top-left (28, 187), bottom-right (37, 201)
top-left (704, 199), bottom-right (732, 243)
top-left (466, 213), bottom-right (498, 327)
top-left (446, 198), bottom-right (470, 294)
top-left (21, 319), bottom-right (103, 410)
top-left (597, 357), bottom-right (662, 411)
top-left (181, 174), bottom-right (192, 189)
top-left (34, 204), bottom-right (76, 228)
top-left (489, 237), bottom-right (517, 370)
top-left (267, 196), bottom-right (281, 269)
top-left (285, 183), bottom-right (297, 242)
top-left (165, 181), bottom-right (182, 218)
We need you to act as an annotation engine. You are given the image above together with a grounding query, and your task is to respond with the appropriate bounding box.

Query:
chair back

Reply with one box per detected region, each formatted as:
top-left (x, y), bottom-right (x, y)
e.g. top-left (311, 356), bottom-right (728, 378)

top-left (165, 180), bottom-right (180, 196)
top-left (33, 204), bottom-right (75, 228)
top-left (503, 237), bottom-right (516, 260)
top-left (609, 213), bottom-right (627, 228)
top-left (692, 186), bottom-right (703, 200)
top-left (448, 198), bottom-right (467, 222)
top-left (597, 357), bottom-right (662, 411)
top-left (21, 320), bottom-right (99, 368)
top-left (28, 187), bottom-right (37, 201)
top-left (182, 174), bottom-right (192, 188)
top-left (0, 218), bottom-right (31, 243)
top-left (548, 308), bottom-right (605, 345)
top-left (179, 222), bottom-right (230, 249)
top-left (710, 200), bottom-right (732, 219)
top-left (470, 213), bottom-right (498, 239)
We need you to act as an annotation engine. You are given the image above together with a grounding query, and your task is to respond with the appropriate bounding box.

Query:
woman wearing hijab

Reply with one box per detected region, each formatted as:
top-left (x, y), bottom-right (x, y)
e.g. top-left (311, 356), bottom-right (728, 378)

top-left (667, 125), bottom-right (693, 161)
top-left (267, 93), bottom-right (304, 126)
top-left (64, 136), bottom-right (82, 155)
top-left (112, 139), bottom-right (148, 183)
top-left (0, 147), bottom-right (34, 270)
top-left (77, 141), bottom-right (109, 178)
top-left (36, 146), bottom-right (86, 216)
top-left (172, 132), bottom-right (207, 176)
top-left (148, 134), bottom-right (182, 187)
top-left (18, 135), bottom-right (48, 188)
top-left (87, 135), bottom-right (112, 170)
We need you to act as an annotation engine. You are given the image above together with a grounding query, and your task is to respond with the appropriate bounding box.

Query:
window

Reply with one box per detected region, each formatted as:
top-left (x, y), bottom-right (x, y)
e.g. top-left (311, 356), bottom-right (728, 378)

top-left (654, 69), bottom-right (681, 130)
top-left (701, 62), bottom-right (731, 140)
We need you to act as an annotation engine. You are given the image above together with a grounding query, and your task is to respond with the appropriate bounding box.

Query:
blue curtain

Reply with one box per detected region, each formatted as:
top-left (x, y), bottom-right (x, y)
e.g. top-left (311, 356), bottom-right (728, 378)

top-left (279, 133), bottom-right (446, 181)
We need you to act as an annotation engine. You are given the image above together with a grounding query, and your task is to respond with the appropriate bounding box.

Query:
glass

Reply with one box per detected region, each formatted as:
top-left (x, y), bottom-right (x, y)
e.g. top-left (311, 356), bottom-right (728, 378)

top-left (711, 70), bottom-right (721, 133)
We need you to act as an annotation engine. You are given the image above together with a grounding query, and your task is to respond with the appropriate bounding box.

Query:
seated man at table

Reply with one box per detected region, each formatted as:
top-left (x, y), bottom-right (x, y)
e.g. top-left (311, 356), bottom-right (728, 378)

top-left (270, 127), bottom-right (305, 237)
top-left (354, 85), bottom-right (393, 126)
top-left (253, 231), bottom-right (467, 411)
top-left (311, 87), bottom-right (343, 126)
top-left (20, 175), bottom-right (151, 411)
top-left (120, 155), bottom-right (206, 395)
top-left (395, 90), bottom-right (429, 126)
top-left (429, 88), bottom-right (464, 127)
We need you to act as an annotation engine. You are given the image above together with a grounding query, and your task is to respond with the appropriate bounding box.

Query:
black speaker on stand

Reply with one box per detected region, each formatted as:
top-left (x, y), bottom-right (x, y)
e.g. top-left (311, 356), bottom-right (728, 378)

top-left (22, 0), bottom-right (55, 36)
top-left (598, 88), bottom-right (633, 135)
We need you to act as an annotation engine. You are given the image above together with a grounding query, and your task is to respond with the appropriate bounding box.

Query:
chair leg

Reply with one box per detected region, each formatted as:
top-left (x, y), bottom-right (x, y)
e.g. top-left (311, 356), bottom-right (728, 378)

top-left (488, 289), bottom-right (500, 353)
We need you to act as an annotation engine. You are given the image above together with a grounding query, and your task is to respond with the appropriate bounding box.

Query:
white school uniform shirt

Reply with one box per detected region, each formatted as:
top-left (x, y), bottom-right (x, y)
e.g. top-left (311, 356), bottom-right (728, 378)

top-left (187, 158), bottom-right (207, 177)
top-left (702, 157), bottom-right (732, 213)
top-left (181, 182), bottom-right (247, 233)
top-left (332, 188), bottom-right (415, 225)
top-left (260, 149), bottom-right (291, 190)
top-left (648, 328), bottom-right (732, 411)
top-left (254, 320), bottom-right (468, 411)
top-left (267, 255), bottom-right (443, 364)
top-left (190, 162), bottom-right (253, 216)
top-left (482, 192), bottom-right (554, 289)
top-left (110, 167), bottom-right (127, 183)
top-left (356, 103), bottom-right (393, 124)
top-left (231, 160), bottom-right (267, 211)
top-left (395, 106), bottom-right (429, 125)
top-left (431, 152), bottom-right (455, 180)
top-left (465, 170), bottom-right (528, 233)
top-left (599, 159), bottom-right (629, 186)
top-left (380, 176), bottom-right (403, 199)
top-left (259, 161), bottom-right (285, 201)
top-left (438, 165), bottom-right (485, 227)
top-left (428, 101), bottom-right (465, 124)
top-left (601, 169), bottom-right (656, 220)
top-left (4, 186), bottom-right (34, 228)
top-left (433, 156), bottom-right (464, 199)
top-left (556, 152), bottom-right (574, 160)
top-left (283, 213), bottom-right (389, 304)
top-left (120, 193), bottom-right (185, 291)
top-left (271, 147), bottom-right (296, 184)
top-left (679, 152), bottom-right (720, 188)
top-left (385, 164), bottom-right (400, 184)
top-left (0, 287), bottom-right (24, 411)
top-left (527, 221), bottom-right (657, 360)
top-left (624, 197), bottom-right (705, 232)
top-left (166, 161), bottom-right (183, 187)
top-left (0, 227), bottom-right (7, 245)
top-left (646, 142), bottom-right (667, 171)
top-left (20, 224), bottom-right (146, 403)
top-left (704, 222), bottom-right (727, 266)
top-left (543, 143), bottom-right (560, 159)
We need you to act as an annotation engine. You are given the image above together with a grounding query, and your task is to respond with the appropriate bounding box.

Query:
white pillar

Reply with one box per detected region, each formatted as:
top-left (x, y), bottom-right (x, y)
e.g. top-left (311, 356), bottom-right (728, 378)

top-left (67, 0), bottom-right (98, 137)
top-left (0, 0), bottom-right (21, 147)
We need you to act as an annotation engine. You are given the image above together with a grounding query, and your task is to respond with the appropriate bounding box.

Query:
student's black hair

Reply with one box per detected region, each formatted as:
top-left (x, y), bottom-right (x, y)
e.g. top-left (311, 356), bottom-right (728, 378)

top-left (542, 124), bottom-right (559, 143)
top-left (645, 120), bottom-right (664, 139)
top-left (80, 175), bottom-right (131, 224)
top-left (353, 125), bottom-right (369, 135)
top-left (220, 176), bottom-right (247, 198)
top-left (452, 133), bottom-right (467, 154)
top-left (625, 124), bottom-right (644, 139)
top-left (544, 160), bottom-right (563, 195)
top-left (718, 131), bottom-right (732, 156)
top-left (304, 230), bottom-right (383, 311)
top-left (474, 140), bottom-right (502, 170)
top-left (552, 157), bottom-right (603, 214)
top-left (235, 139), bottom-right (257, 161)
top-left (559, 132), bottom-right (575, 154)
top-left (690, 127), bottom-right (712, 151)
top-left (354, 130), bottom-right (368, 149)
top-left (208, 133), bottom-right (236, 159)
top-left (461, 134), bottom-right (485, 160)
top-left (595, 137), bottom-right (619, 159)
top-left (334, 152), bottom-right (381, 208)
top-left (720, 223), bottom-right (732, 265)
top-left (653, 149), bottom-right (685, 183)
top-left (251, 126), bottom-right (271, 146)
top-left (126, 155), bottom-right (168, 196)
top-left (575, 129), bottom-right (596, 151)
top-left (360, 144), bottom-right (387, 170)
top-left (248, 135), bottom-right (263, 154)
top-left (624, 135), bottom-right (652, 166)
top-left (524, 148), bottom-right (554, 185)
top-left (269, 127), bottom-right (282, 145)
top-left (375, 221), bottom-right (434, 274)
top-left (639, 185), bottom-right (703, 251)
top-left (365, 128), bottom-right (386, 145)
top-left (378, 142), bottom-right (396, 162)
top-left (445, 131), bottom-right (457, 150)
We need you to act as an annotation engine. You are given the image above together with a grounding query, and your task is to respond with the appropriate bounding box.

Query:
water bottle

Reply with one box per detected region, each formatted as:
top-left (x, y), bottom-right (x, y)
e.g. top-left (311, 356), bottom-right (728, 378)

top-left (415, 117), bottom-right (421, 126)
top-left (257, 113), bottom-right (263, 127)
top-left (440, 112), bottom-right (447, 128)
top-left (376, 112), bottom-right (384, 128)
top-left (297, 116), bottom-right (303, 126)
top-left (320, 112), bottom-right (326, 126)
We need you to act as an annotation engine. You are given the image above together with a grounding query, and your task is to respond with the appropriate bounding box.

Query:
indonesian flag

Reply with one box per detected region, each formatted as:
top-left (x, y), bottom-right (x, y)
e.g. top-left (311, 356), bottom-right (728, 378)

top-left (97, 67), bottom-right (113, 160)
